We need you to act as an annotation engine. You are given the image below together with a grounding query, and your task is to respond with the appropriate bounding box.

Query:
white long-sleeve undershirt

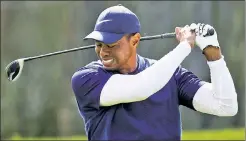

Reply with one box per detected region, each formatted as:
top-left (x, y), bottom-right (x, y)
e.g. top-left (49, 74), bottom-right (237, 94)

top-left (192, 56), bottom-right (238, 116)
top-left (100, 40), bottom-right (191, 106)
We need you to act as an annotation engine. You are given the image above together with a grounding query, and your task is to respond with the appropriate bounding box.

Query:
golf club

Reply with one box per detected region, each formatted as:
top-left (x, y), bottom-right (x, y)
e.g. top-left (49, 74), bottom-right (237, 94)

top-left (5, 28), bottom-right (214, 82)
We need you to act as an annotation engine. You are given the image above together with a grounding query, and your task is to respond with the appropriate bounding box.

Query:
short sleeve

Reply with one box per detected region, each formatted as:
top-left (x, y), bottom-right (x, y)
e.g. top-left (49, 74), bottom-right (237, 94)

top-left (175, 66), bottom-right (206, 110)
top-left (71, 68), bottom-right (112, 117)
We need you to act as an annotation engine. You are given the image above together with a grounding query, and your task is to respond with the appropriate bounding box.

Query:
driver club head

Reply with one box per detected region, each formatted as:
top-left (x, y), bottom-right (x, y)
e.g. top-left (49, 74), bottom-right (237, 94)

top-left (5, 59), bottom-right (25, 82)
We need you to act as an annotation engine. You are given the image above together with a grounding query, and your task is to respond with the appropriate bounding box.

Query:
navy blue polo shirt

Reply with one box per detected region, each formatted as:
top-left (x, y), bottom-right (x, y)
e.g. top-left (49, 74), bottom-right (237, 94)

top-left (71, 54), bottom-right (204, 140)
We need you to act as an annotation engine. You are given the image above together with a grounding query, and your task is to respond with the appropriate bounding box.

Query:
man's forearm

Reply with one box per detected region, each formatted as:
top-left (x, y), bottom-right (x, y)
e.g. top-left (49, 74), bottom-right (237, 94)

top-left (203, 46), bottom-right (222, 61)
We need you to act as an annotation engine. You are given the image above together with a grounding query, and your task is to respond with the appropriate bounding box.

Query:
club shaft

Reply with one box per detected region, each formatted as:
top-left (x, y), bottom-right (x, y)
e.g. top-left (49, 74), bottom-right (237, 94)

top-left (140, 32), bottom-right (176, 40)
top-left (24, 44), bottom-right (96, 61)
top-left (24, 32), bottom-right (176, 62)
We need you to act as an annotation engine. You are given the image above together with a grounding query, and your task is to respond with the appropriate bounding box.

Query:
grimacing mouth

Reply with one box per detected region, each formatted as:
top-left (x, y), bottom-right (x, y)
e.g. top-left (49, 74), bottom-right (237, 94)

top-left (101, 57), bottom-right (113, 61)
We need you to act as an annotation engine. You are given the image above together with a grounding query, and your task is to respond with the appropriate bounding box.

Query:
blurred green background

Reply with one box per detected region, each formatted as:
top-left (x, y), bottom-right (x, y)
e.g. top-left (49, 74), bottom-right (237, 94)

top-left (1, 1), bottom-right (245, 140)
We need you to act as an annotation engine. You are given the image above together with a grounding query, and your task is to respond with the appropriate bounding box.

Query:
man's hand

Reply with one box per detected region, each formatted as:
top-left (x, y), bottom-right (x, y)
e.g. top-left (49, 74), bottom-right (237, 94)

top-left (175, 25), bottom-right (196, 48)
top-left (193, 23), bottom-right (220, 50)
top-left (192, 23), bottom-right (222, 61)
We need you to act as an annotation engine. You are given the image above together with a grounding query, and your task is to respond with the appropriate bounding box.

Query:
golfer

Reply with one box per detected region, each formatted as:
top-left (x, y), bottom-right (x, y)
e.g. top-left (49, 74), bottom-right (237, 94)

top-left (71, 5), bottom-right (238, 140)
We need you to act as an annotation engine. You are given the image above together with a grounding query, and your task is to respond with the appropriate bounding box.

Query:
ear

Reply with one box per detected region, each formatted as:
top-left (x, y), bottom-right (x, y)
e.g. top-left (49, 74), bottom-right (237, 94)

top-left (131, 33), bottom-right (141, 47)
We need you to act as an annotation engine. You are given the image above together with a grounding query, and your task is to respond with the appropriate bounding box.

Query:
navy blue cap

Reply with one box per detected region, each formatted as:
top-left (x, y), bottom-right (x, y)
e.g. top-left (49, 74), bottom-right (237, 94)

top-left (83, 4), bottom-right (141, 44)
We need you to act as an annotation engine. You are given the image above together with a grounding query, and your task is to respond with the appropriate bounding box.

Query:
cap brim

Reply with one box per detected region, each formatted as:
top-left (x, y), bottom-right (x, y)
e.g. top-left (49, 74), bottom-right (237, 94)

top-left (83, 31), bottom-right (125, 44)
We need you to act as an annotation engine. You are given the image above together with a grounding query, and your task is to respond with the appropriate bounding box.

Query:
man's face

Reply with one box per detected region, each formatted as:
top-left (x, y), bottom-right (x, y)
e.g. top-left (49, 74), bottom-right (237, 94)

top-left (95, 34), bottom-right (136, 72)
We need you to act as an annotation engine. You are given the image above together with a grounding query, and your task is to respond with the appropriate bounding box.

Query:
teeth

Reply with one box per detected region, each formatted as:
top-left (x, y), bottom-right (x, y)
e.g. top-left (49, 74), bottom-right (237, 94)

top-left (103, 59), bottom-right (113, 63)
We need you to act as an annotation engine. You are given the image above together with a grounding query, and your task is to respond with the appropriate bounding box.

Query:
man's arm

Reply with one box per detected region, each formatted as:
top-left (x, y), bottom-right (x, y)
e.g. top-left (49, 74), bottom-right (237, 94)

top-left (100, 40), bottom-right (191, 106)
top-left (191, 23), bottom-right (238, 116)
top-left (192, 47), bottom-right (238, 116)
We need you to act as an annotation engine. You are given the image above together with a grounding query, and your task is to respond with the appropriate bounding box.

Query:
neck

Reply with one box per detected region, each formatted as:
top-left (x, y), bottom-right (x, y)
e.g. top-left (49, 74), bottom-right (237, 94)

top-left (119, 54), bottom-right (138, 74)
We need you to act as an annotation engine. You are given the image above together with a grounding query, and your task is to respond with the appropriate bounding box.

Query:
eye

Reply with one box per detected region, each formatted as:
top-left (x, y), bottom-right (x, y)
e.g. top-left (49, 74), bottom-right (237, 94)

top-left (96, 43), bottom-right (102, 47)
top-left (108, 45), bottom-right (116, 48)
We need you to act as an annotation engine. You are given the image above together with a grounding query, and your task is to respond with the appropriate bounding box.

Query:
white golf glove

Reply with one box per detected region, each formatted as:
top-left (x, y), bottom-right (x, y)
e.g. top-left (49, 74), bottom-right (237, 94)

top-left (190, 23), bottom-right (220, 51)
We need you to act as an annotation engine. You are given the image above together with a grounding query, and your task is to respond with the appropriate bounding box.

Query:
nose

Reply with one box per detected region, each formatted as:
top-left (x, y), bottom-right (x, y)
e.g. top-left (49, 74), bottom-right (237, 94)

top-left (99, 45), bottom-right (110, 57)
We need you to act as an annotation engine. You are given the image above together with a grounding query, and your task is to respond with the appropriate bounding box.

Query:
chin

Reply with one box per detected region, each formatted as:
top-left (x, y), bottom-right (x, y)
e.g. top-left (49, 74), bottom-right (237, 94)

top-left (103, 66), bottom-right (117, 70)
top-left (102, 64), bottom-right (120, 71)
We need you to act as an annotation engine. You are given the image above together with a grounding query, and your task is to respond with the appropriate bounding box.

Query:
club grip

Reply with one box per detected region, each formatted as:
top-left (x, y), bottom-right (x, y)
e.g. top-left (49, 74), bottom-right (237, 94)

top-left (206, 28), bottom-right (215, 36)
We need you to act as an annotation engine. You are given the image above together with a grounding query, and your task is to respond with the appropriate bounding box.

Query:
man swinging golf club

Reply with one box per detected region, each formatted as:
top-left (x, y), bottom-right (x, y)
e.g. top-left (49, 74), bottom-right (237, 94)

top-left (71, 4), bottom-right (238, 140)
